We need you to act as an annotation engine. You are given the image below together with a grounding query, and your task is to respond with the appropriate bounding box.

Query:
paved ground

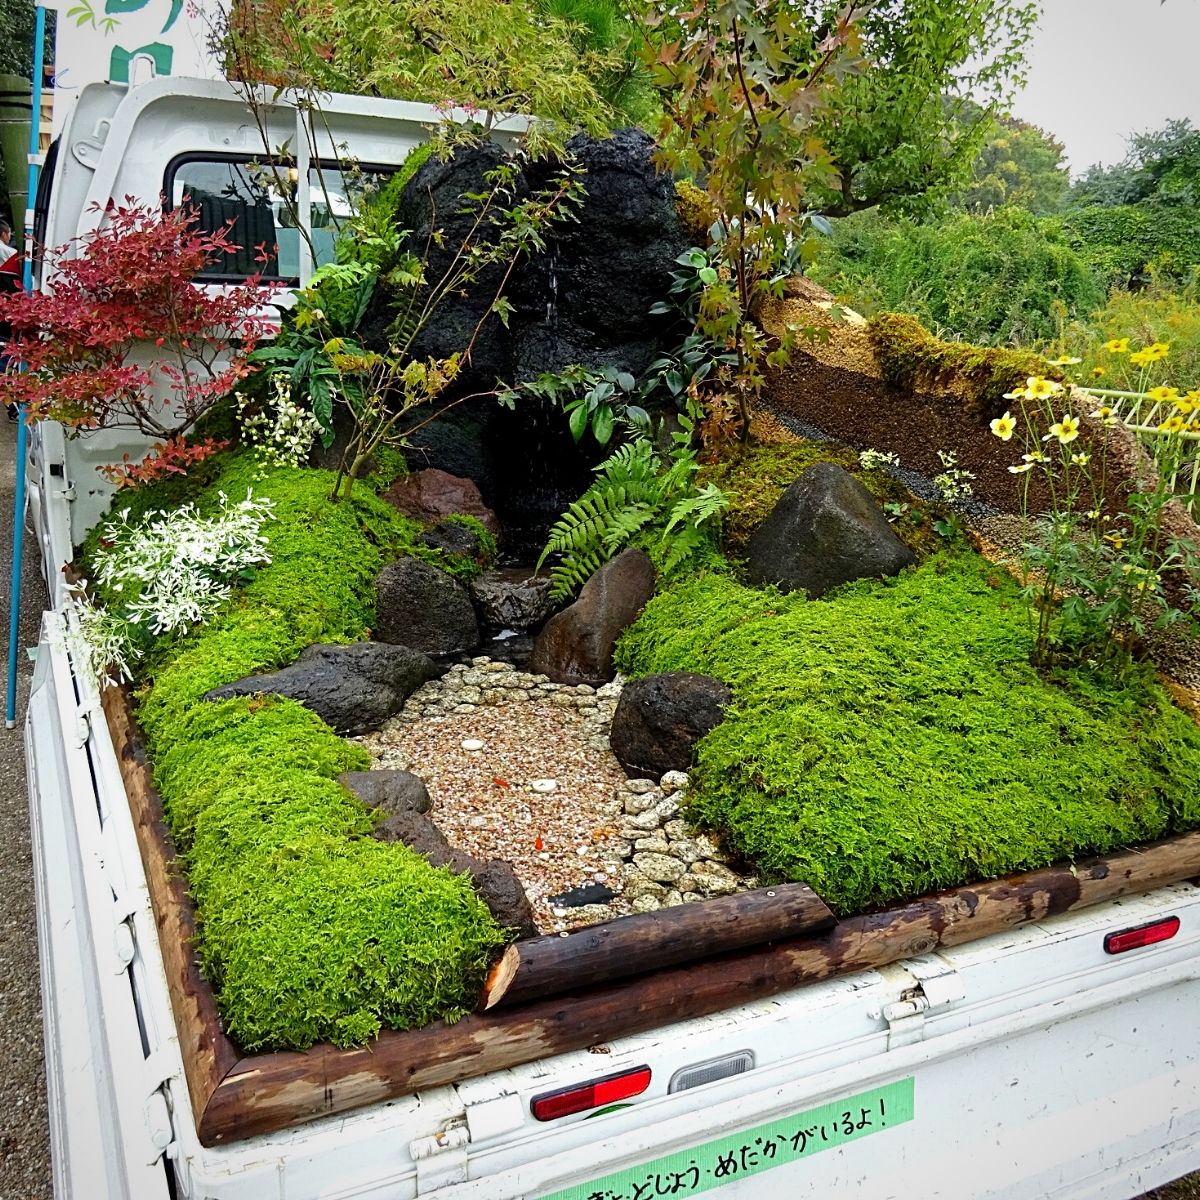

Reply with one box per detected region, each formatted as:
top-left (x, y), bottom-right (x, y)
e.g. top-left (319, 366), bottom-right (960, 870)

top-left (0, 415), bottom-right (51, 1200)
top-left (0, 413), bottom-right (1195, 1199)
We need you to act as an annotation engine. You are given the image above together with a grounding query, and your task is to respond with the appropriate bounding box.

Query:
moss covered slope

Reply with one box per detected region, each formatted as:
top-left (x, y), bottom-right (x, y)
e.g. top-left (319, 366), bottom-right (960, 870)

top-left (616, 556), bottom-right (1200, 914)
top-left (128, 453), bottom-right (504, 1050)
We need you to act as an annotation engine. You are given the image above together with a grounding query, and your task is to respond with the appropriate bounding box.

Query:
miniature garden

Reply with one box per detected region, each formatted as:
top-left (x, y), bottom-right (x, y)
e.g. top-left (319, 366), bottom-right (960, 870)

top-left (5, 0), bottom-right (1200, 1055)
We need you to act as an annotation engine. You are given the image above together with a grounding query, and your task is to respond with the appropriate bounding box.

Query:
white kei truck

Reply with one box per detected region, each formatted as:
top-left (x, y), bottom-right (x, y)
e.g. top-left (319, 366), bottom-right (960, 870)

top-left (20, 72), bottom-right (1200, 1200)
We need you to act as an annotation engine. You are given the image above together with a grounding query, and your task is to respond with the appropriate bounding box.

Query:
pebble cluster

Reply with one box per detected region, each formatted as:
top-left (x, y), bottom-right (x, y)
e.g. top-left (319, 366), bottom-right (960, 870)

top-left (386, 656), bottom-right (619, 752)
top-left (361, 654), bottom-right (752, 932)
top-left (611, 774), bottom-right (753, 914)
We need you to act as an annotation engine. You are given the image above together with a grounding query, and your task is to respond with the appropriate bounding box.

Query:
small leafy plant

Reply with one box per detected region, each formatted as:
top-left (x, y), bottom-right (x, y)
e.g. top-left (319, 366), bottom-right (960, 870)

top-left (992, 356), bottom-right (1200, 675)
top-left (537, 404), bottom-right (728, 599)
top-left (73, 491), bottom-right (275, 686)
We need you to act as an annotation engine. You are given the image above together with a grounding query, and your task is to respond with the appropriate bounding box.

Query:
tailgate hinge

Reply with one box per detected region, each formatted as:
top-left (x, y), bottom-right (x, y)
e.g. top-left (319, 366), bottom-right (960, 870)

top-left (881, 965), bottom-right (965, 1049)
top-left (410, 1121), bottom-right (470, 1194)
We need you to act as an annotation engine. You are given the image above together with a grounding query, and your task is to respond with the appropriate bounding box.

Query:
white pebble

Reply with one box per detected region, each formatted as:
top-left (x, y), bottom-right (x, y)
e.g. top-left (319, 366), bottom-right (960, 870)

top-left (461, 738), bottom-right (485, 752)
top-left (530, 778), bottom-right (558, 793)
top-left (576, 845), bottom-right (589, 855)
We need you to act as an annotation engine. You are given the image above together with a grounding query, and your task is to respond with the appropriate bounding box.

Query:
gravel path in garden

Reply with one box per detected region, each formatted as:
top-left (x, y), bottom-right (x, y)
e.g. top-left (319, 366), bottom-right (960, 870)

top-left (0, 415), bottom-right (52, 1200)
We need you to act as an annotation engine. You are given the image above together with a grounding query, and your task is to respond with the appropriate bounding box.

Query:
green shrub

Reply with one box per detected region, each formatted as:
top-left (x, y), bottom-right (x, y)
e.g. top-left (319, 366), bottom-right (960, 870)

top-left (813, 207), bottom-right (1104, 346)
top-left (615, 557), bottom-right (1200, 915)
top-left (124, 451), bottom-right (505, 1050)
top-left (1063, 202), bottom-right (1200, 289)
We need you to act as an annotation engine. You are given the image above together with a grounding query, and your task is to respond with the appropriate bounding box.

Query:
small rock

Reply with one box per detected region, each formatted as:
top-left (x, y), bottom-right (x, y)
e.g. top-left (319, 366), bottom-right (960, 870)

top-left (627, 808), bottom-right (666, 832)
top-left (461, 738), bottom-right (485, 752)
top-left (548, 881), bottom-right (617, 908)
top-left (633, 835), bottom-right (671, 855)
top-left (622, 791), bottom-right (660, 815)
top-left (611, 672), bottom-right (731, 778)
top-left (653, 794), bottom-right (680, 822)
top-left (664, 819), bottom-right (688, 839)
top-left (337, 769), bottom-right (432, 815)
top-left (663, 890), bottom-right (685, 907)
top-left (632, 895), bottom-right (662, 913)
top-left (668, 838), bottom-right (703, 865)
top-left (660, 770), bottom-right (690, 791)
top-left (695, 834), bottom-right (728, 861)
top-left (634, 852), bottom-right (687, 883)
top-left (681, 891), bottom-right (703, 903)
top-left (624, 779), bottom-right (658, 795)
top-left (566, 903), bottom-right (619, 924)
top-left (453, 703), bottom-right (476, 714)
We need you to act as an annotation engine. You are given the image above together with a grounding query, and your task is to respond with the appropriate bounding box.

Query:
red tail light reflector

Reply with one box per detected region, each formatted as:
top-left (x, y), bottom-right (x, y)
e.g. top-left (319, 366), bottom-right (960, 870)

top-left (531, 1066), bottom-right (652, 1121)
top-left (1104, 916), bottom-right (1180, 955)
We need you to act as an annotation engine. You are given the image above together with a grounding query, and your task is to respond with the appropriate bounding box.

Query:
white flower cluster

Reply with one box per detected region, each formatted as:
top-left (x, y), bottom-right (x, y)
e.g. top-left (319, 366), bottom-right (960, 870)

top-left (933, 449), bottom-right (975, 504)
top-left (858, 448), bottom-right (900, 472)
top-left (236, 375), bottom-right (322, 470)
top-left (71, 491), bottom-right (276, 690)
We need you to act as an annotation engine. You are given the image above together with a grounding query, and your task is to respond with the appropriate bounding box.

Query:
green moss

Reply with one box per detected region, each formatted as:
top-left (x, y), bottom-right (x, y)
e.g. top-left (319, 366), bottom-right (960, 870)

top-left (615, 556), bottom-right (1200, 915)
top-left (675, 179), bottom-right (716, 245)
top-left (697, 440), bottom-right (945, 560)
top-left (116, 450), bottom-right (505, 1049)
top-left (868, 312), bottom-right (1065, 423)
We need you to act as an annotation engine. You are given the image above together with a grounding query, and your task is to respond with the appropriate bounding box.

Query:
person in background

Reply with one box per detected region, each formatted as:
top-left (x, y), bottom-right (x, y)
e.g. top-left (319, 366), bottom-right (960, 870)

top-left (0, 220), bottom-right (24, 420)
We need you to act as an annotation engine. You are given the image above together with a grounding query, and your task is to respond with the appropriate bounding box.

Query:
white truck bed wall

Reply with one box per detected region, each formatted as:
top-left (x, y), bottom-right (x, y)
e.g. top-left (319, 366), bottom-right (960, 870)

top-left (26, 601), bottom-right (1200, 1200)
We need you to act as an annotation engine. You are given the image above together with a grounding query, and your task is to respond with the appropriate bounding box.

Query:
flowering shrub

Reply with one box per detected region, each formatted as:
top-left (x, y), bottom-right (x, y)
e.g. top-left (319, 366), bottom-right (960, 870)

top-left (99, 435), bottom-right (231, 489)
top-left (992, 354), bottom-right (1200, 675)
top-left (932, 450), bottom-right (975, 503)
top-left (236, 375), bottom-right (322, 470)
top-left (74, 491), bottom-right (275, 687)
top-left (0, 201), bottom-right (262, 452)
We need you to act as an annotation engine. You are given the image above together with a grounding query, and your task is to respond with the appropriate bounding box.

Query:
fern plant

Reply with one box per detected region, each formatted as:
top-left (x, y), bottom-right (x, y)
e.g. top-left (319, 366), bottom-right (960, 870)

top-left (538, 420), bottom-right (727, 599)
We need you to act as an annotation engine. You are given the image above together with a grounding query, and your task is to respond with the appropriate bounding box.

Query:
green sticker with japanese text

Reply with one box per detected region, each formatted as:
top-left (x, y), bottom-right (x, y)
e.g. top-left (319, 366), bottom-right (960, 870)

top-left (537, 1076), bottom-right (915, 1200)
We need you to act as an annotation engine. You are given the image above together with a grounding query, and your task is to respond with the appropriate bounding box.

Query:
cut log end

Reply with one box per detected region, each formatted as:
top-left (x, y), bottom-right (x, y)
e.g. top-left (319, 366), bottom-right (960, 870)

top-left (478, 944), bottom-right (521, 1012)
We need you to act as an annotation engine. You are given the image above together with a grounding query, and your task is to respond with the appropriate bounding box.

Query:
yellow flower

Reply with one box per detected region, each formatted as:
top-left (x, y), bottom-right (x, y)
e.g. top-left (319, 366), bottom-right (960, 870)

top-left (1104, 531), bottom-right (1125, 549)
top-left (1070, 452), bottom-right (1090, 466)
top-left (1091, 366), bottom-right (1106, 378)
top-left (1003, 385), bottom-right (1027, 401)
top-left (1045, 415), bottom-right (1080, 444)
top-left (1147, 385), bottom-right (1180, 403)
top-left (1159, 415), bottom-right (1186, 434)
top-left (1047, 355), bottom-right (1082, 367)
top-left (1146, 341), bottom-right (1170, 360)
top-left (1103, 338), bottom-right (1130, 354)
top-left (1008, 462), bottom-right (1034, 474)
top-left (990, 411), bottom-right (1018, 441)
top-left (1129, 350), bottom-right (1152, 367)
top-left (1025, 375), bottom-right (1063, 400)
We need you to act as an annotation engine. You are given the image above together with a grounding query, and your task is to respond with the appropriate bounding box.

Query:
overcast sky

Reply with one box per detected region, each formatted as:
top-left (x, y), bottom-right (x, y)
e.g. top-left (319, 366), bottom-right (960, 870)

top-left (1007, 0), bottom-right (1200, 174)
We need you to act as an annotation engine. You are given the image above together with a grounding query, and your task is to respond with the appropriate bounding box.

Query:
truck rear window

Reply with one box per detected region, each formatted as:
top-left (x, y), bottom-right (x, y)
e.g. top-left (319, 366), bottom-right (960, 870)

top-left (165, 154), bottom-right (392, 283)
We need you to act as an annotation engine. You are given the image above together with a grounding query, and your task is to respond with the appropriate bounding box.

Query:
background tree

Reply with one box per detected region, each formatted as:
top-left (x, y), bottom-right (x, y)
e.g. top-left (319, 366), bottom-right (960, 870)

top-left (806, 0), bottom-right (1038, 218)
top-left (1071, 118), bottom-right (1200, 210)
top-left (957, 111), bottom-right (1069, 215)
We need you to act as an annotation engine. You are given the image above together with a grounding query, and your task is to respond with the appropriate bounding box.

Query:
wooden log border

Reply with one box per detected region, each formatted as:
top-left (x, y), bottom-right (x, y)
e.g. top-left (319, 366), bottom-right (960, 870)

top-left (102, 685), bottom-right (1200, 1148)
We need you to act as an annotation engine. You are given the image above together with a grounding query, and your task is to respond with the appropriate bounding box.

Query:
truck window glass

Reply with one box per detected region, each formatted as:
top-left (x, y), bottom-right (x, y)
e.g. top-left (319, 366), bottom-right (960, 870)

top-left (166, 156), bottom-right (393, 282)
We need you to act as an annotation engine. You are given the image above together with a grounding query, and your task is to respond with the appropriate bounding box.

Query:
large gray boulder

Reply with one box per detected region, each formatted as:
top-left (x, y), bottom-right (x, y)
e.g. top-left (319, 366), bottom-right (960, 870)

top-left (375, 557), bottom-right (480, 656)
top-left (204, 642), bottom-right (439, 735)
top-left (610, 672), bottom-right (732, 779)
top-left (745, 463), bottom-right (916, 597)
top-left (528, 548), bottom-right (656, 686)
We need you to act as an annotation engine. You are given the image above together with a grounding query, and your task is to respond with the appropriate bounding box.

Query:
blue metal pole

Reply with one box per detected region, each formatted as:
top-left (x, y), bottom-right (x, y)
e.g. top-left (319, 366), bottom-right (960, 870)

top-left (6, 4), bottom-right (46, 728)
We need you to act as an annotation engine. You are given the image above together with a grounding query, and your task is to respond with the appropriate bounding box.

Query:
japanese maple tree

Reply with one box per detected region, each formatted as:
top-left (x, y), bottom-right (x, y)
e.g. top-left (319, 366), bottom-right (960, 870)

top-left (0, 200), bottom-right (263, 448)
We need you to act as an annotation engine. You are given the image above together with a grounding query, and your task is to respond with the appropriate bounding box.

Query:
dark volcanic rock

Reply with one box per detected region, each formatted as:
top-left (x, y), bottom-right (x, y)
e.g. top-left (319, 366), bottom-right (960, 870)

top-left (373, 811), bottom-right (537, 938)
top-left (548, 881), bottom-right (617, 908)
top-left (338, 769), bottom-right (432, 816)
top-left (745, 463), bottom-right (917, 597)
top-left (528, 548), bottom-right (655, 686)
top-left (375, 557), bottom-right (481, 656)
top-left (383, 468), bottom-right (501, 537)
top-left (610, 672), bottom-right (732, 779)
top-left (204, 642), bottom-right (439, 735)
top-left (510, 128), bottom-right (688, 381)
top-left (469, 567), bottom-right (557, 634)
top-left (419, 519), bottom-right (491, 566)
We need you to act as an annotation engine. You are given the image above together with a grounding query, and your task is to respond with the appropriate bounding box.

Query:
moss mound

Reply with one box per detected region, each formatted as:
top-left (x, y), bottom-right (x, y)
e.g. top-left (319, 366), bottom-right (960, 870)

top-left (616, 556), bottom-right (1200, 914)
top-left (124, 453), bottom-right (504, 1050)
top-left (869, 312), bottom-right (1063, 423)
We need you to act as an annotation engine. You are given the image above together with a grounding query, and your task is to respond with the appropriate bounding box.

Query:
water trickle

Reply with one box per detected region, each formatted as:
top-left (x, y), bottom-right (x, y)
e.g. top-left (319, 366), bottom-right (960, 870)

top-left (544, 249), bottom-right (559, 325)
